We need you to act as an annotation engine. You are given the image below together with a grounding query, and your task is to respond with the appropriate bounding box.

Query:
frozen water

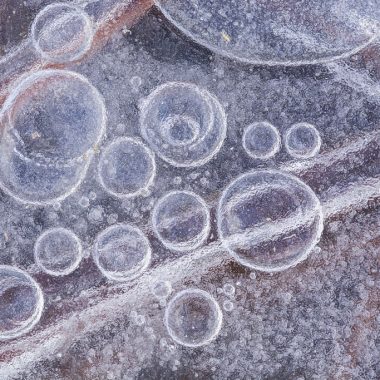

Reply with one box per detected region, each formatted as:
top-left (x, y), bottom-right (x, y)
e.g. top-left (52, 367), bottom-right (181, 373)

top-left (0, 70), bottom-right (106, 166)
top-left (140, 82), bottom-right (226, 167)
top-left (98, 137), bottom-right (156, 198)
top-left (0, 266), bottom-right (43, 340)
top-left (285, 122), bottom-right (322, 159)
top-left (34, 227), bottom-right (82, 276)
top-left (31, 3), bottom-right (93, 63)
top-left (243, 121), bottom-right (281, 159)
top-left (218, 170), bottom-right (324, 272)
top-left (93, 223), bottom-right (151, 282)
top-left (156, 0), bottom-right (380, 65)
top-left (152, 190), bottom-right (210, 252)
top-left (164, 288), bottom-right (223, 347)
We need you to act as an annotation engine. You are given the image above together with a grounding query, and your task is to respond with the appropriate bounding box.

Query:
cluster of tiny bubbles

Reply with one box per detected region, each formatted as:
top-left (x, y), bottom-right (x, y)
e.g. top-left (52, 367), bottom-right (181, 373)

top-left (31, 2), bottom-right (93, 63)
top-left (92, 223), bottom-right (151, 282)
top-left (98, 137), bottom-right (156, 199)
top-left (140, 82), bottom-right (227, 167)
top-left (0, 266), bottom-right (44, 340)
top-left (34, 227), bottom-right (83, 277)
top-left (217, 169), bottom-right (324, 272)
top-left (164, 288), bottom-right (223, 347)
top-left (243, 121), bottom-right (281, 160)
top-left (130, 310), bottom-right (146, 326)
top-left (152, 190), bottom-right (210, 252)
top-left (284, 122), bottom-right (321, 159)
top-left (0, 69), bottom-right (106, 204)
top-left (150, 280), bottom-right (172, 300)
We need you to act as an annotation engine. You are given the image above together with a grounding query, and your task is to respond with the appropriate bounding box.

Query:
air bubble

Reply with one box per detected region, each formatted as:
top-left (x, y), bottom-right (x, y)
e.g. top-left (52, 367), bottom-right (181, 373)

top-left (31, 3), bottom-right (93, 63)
top-left (223, 300), bottom-right (234, 312)
top-left (0, 70), bottom-right (106, 166)
top-left (152, 190), bottom-right (210, 252)
top-left (243, 122), bottom-right (281, 159)
top-left (98, 138), bottom-right (156, 198)
top-left (34, 228), bottom-right (82, 276)
top-left (284, 123), bottom-right (321, 159)
top-left (223, 284), bottom-right (235, 297)
top-left (0, 266), bottom-right (44, 340)
top-left (150, 280), bottom-right (172, 299)
top-left (164, 288), bottom-right (223, 347)
top-left (140, 82), bottom-right (226, 167)
top-left (93, 223), bottom-right (151, 282)
top-left (217, 170), bottom-right (323, 272)
top-left (156, 1), bottom-right (380, 65)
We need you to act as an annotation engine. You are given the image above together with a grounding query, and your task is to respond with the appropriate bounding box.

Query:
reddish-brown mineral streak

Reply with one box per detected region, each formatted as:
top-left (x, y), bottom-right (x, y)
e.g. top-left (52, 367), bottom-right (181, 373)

top-left (0, 0), bottom-right (154, 107)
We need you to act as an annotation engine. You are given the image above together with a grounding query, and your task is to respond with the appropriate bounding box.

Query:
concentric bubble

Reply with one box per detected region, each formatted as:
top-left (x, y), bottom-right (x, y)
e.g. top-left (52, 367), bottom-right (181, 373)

top-left (1, 70), bottom-right (106, 166)
top-left (164, 288), bottom-right (223, 347)
top-left (93, 224), bottom-right (151, 282)
top-left (152, 190), bottom-right (210, 252)
top-left (243, 122), bottom-right (281, 159)
top-left (98, 138), bottom-right (156, 198)
top-left (156, 0), bottom-right (380, 65)
top-left (31, 3), bottom-right (93, 63)
top-left (140, 82), bottom-right (226, 167)
top-left (284, 123), bottom-right (321, 159)
top-left (0, 266), bottom-right (44, 340)
top-left (217, 170), bottom-right (323, 272)
top-left (34, 228), bottom-right (82, 276)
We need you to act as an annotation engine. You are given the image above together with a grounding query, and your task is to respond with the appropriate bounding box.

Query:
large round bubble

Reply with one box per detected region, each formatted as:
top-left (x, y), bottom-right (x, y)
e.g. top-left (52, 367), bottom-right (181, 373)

top-left (0, 266), bottom-right (44, 340)
top-left (140, 82), bottom-right (226, 167)
top-left (152, 190), bottom-right (210, 252)
top-left (217, 170), bottom-right (323, 272)
top-left (34, 228), bottom-right (82, 276)
top-left (0, 70), bottom-right (106, 167)
top-left (93, 224), bottom-right (151, 282)
top-left (156, 0), bottom-right (380, 65)
top-left (31, 3), bottom-right (93, 63)
top-left (164, 288), bottom-right (223, 347)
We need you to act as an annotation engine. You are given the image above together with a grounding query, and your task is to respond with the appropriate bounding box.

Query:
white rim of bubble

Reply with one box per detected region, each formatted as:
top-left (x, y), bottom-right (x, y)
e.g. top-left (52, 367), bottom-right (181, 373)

top-left (242, 121), bottom-right (281, 160)
top-left (152, 190), bottom-right (211, 252)
top-left (34, 227), bottom-right (83, 277)
top-left (164, 288), bottom-right (223, 348)
top-left (140, 82), bottom-right (227, 168)
top-left (217, 169), bottom-right (324, 272)
top-left (284, 122), bottom-right (322, 159)
top-left (92, 223), bottom-right (152, 282)
top-left (97, 137), bottom-right (156, 199)
top-left (155, 1), bottom-right (380, 66)
top-left (31, 3), bottom-right (93, 63)
top-left (0, 265), bottom-right (44, 340)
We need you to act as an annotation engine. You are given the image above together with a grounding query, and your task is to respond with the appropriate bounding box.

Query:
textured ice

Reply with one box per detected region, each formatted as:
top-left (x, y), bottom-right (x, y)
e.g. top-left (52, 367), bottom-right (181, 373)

top-left (0, 1), bottom-right (379, 379)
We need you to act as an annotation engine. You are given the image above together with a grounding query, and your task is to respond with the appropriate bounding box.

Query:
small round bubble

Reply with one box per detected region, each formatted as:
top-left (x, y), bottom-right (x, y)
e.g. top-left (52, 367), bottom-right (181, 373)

top-left (98, 138), bottom-right (156, 198)
top-left (223, 284), bottom-right (235, 297)
top-left (152, 190), bottom-right (210, 252)
top-left (151, 280), bottom-right (172, 299)
top-left (217, 170), bottom-right (323, 272)
top-left (93, 223), bottom-right (151, 282)
top-left (0, 266), bottom-right (44, 340)
top-left (223, 300), bottom-right (234, 312)
top-left (164, 288), bottom-right (223, 347)
top-left (243, 122), bottom-right (281, 159)
top-left (285, 123), bottom-right (321, 159)
top-left (31, 3), bottom-right (93, 63)
top-left (34, 228), bottom-right (82, 276)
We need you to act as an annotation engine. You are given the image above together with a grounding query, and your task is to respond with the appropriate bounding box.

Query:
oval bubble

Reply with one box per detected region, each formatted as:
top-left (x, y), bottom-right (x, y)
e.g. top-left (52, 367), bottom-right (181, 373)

top-left (165, 288), bottom-right (223, 347)
top-left (152, 190), bottom-right (210, 252)
top-left (0, 266), bottom-right (44, 340)
top-left (285, 123), bottom-right (321, 159)
top-left (0, 70), bottom-right (106, 167)
top-left (34, 228), bottom-right (82, 276)
top-left (217, 170), bottom-right (323, 272)
top-left (243, 122), bottom-right (281, 160)
top-left (98, 138), bottom-right (156, 198)
top-left (140, 82), bottom-right (226, 167)
top-left (31, 3), bottom-right (93, 63)
top-left (156, 0), bottom-right (380, 65)
top-left (93, 223), bottom-right (151, 282)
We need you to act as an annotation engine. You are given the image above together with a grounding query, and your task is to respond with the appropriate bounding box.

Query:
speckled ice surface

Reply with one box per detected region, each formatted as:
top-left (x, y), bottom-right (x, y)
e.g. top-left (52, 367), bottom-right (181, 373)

top-left (0, 2), bottom-right (379, 380)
